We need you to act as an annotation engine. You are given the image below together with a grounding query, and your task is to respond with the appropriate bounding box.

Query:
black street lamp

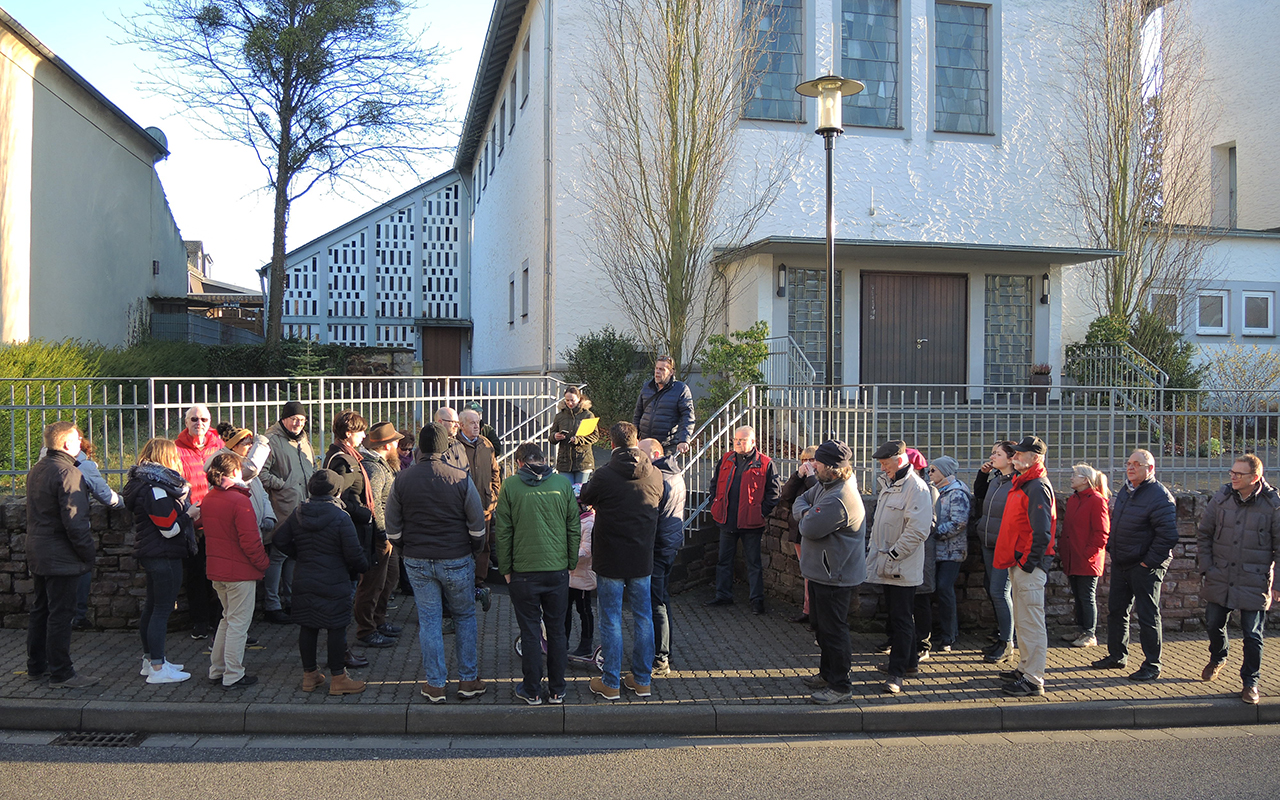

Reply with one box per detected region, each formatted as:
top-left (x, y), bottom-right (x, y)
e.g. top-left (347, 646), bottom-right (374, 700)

top-left (795, 74), bottom-right (863, 394)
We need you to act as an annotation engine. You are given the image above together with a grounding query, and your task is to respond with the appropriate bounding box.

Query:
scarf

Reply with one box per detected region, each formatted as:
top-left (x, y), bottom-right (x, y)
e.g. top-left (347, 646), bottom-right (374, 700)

top-left (340, 441), bottom-right (374, 510)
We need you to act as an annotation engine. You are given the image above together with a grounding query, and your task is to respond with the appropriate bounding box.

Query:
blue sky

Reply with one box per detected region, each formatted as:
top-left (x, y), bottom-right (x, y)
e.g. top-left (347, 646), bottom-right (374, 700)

top-left (4, 0), bottom-right (492, 289)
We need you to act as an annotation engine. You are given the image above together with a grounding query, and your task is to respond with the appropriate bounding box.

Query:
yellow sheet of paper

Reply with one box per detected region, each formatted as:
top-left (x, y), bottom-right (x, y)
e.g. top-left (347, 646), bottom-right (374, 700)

top-left (574, 417), bottom-right (599, 438)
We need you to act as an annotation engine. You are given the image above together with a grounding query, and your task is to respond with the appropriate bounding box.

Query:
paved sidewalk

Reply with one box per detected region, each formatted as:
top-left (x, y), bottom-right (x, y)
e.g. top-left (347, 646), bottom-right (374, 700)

top-left (1, 587), bottom-right (1274, 735)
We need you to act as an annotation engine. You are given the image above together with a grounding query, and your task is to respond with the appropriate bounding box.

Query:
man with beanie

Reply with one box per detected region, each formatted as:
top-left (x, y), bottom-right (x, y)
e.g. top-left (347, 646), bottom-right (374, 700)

top-left (997, 436), bottom-right (1057, 697)
top-left (926, 455), bottom-right (972, 652)
top-left (386, 422), bottom-right (488, 703)
top-left (258, 400), bottom-right (315, 624)
top-left (706, 426), bottom-right (779, 614)
top-left (864, 439), bottom-right (932, 695)
top-left (579, 422), bottom-right (664, 701)
top-left (792, 440), bottom-right (865, 704)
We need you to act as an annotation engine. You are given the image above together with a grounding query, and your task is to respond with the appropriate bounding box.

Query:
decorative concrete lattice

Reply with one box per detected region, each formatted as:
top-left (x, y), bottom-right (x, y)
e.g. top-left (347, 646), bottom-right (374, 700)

top-left (375, 205), bottom-right (415, 342)
top-left (422, 182), bottom-right (461, 320)
top-left (327, 231), bottom-right (367, 345)
top-left (284, 255), bottom-right (320, 320)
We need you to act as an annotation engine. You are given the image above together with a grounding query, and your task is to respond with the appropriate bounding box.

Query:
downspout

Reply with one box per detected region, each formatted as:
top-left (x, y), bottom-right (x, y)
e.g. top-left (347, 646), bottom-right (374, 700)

top-left (542, 0), bottom-right (554, 375)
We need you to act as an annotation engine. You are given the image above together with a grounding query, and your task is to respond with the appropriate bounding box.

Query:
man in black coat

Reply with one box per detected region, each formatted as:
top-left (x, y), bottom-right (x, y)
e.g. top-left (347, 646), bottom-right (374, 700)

top-left (25, 421), bottom-right (98, 688)
top-left (579, 422), bottom-right (664, 700)
top-left (1092, 449), bottom-right (1178, 682)
top-left (632, 356), bottom-right (695, 455)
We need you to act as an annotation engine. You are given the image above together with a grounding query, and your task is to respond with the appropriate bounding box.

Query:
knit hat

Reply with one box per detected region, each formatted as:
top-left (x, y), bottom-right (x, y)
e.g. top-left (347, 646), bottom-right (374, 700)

top-left (222, 427), bottom-right (253, 450)
top-left (281, 400), bottom-right (306, 420)
top-left (308, 469), bottom-right (340, 498)
top-left (419, 422), bottom-right (450, 455)
top-left (905, 447), bottom-right (928, 472)
top-left (931, 455), bottom-right (959, 478)
top-left (872, 439), bottom-right (906, 460)
top-left (366, 422), bottom-right (403, 446)
top-left (814, 440), bottom-right (852, 468)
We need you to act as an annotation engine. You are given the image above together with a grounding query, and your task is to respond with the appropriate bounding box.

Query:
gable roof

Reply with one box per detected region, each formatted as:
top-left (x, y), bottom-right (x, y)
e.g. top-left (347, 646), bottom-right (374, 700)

top-left (453, 0), bottom-right (529, 172)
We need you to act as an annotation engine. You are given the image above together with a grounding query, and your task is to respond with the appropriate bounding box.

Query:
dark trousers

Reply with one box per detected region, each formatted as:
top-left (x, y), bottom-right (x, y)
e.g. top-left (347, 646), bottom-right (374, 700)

top-left (184, 537), bottom-right (221, 628)
top-left (566, 587), bottom-right (595, 647)
top-left (883, 584), bottom-right (917, 679)
top-left (27, 573), bottom-right (80, 681)
top-left (714, 527), bottom-right (764, 603)
top-left (810, 582), bottom-right (852, 692)
top-left (509, 570), bottom-right (570, 696)
top-left (1206, 602), bottom-right (1265, 688)
top-left (354, 546), bottom-right (392, 639)
top-left (374, 549), bottom-right (400, 625)
top-left (1106, 563), bottom-right (1166, 669)
top-left (651, 531), bottom-right (680, 662)
top-left (139, 557), bottom-right (185, 664)
top-left (299, 625), bottom-right (347, 675)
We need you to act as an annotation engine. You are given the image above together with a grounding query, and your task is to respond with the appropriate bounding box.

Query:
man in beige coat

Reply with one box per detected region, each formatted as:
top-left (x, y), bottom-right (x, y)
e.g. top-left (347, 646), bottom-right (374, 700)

top-left (864, 439), bottom-right (932, 694)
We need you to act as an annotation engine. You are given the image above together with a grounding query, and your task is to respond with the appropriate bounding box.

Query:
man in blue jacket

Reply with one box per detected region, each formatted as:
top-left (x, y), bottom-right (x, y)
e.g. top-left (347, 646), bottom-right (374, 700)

top-left (632, 356), bottom-right (695, 456)
top-left (1092, 449), bottom-right (1178, 682)
top-left (638, 438), bottom-right (686, 677)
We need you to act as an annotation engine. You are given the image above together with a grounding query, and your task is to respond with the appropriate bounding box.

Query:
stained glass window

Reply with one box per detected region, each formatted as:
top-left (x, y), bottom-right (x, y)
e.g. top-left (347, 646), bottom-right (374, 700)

top-left (935, 2), bottom-right (990, 134)
top-left (745, 0), bottom-right (804, 121)
top-left (842, 0), bottom-right (899, 128)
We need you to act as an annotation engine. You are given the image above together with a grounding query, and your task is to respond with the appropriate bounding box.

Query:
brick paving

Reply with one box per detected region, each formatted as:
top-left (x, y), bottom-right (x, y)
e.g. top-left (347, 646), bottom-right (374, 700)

top-left (2, 585), bottom-right (1272, 710)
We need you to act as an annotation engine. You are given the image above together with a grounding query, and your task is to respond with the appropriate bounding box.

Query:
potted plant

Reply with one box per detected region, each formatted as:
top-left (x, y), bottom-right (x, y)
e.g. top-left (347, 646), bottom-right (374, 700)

top-left (1029, 363), bottom-right (1052, 404)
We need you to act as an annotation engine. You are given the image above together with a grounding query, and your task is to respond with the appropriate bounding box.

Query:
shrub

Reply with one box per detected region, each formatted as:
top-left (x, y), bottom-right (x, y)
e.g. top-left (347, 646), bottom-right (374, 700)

top-left (1130, 309), bottom-right (1204, 392)
top-left (0, 340), bottom-right (101, 470)
top-left (697, 321), bottom-right (769, 417)
top-left (561, 326), bottom-right (645, 429)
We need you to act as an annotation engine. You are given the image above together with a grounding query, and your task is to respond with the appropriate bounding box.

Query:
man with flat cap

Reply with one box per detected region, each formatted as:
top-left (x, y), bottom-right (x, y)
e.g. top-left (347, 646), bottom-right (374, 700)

top-left (996, 435), bottom-right (1057, 697)
top-left (864, 439), bottom-right (932, 695)
top-left (792, 440), bottom-right (866, 704)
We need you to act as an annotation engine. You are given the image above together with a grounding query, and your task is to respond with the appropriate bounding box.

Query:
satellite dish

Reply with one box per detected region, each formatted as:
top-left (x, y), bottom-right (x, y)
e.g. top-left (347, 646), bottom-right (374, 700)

top-left (144, 126), bottom-right (169, 151)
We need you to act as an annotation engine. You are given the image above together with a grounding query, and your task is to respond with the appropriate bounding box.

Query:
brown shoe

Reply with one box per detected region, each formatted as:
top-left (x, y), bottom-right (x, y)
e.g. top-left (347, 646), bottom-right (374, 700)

top-left (1242, 685), bottom-right (1260, 705)
top-left (329, 670), bottom-right (366, 696)
top-left (301, 670), bottom-right (327, 693)
top-left (420, 682), bottom-right (446, 703)
top-left (589, 675), bottom-right (620, 701)
top-left (1201, 660), bottom-right (1225, 682)
top-left (457, 679), bottom-right (488, 699)
top-left (622, 673), bottom-right (651, 697)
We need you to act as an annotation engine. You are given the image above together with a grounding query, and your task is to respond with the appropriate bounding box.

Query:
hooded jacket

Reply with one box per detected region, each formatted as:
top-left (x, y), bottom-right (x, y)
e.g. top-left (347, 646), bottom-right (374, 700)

top-left (550, 397), bottom-right (598, 473)
top-left (864, 465), bottom-right (933, 587)
top-left (994, 460), bottom-right (1057, 573)
top-left (258, 421), bottom-right (316, 533)
top-left (578, 447), bottom-right (664, 579)
top-left (793, 473), bottom-right (866, 587)
top-left (124, 462), bottom-right (198, 561)
top-left (494, 462), bottom-right (581, 575)
top-left (652, 455), bottom-right (687, 552)
top-left (1197, 479), bottom-right (1280, 611)
top-left (204, 446), bottom-right (275, 539)
top-left (632, 378), bottom-right (695, 449)
top-left (934, 478), bottom-right (973, 563)
top-left (24, 450), bottom-right (95, 577)
top-left (201, 483), bottom-right (271, 582)
top-left (273, 496), bottom-right (369, 628)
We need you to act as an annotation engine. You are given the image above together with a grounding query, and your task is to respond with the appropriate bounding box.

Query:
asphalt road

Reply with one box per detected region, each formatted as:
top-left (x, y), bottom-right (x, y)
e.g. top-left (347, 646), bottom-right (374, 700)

top-left (0, 726), bottom-right (1277, 800)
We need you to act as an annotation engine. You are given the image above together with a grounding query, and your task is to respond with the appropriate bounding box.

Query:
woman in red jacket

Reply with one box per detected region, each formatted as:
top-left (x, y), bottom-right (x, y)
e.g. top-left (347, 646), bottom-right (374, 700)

top-left (1060, 463), bottom-right (1111, 648)
top-left (202, 453), bottom-right (270, 689)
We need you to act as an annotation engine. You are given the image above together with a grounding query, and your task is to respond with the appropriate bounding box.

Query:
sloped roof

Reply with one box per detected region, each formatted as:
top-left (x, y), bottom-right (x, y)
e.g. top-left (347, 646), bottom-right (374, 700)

top-left (453, 0), bottom-right (529, 172)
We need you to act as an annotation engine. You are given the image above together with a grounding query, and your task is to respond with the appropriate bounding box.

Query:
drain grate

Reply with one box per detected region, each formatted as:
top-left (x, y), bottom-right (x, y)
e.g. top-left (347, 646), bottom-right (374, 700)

top-left (50, 731), bottom-right (147, 748)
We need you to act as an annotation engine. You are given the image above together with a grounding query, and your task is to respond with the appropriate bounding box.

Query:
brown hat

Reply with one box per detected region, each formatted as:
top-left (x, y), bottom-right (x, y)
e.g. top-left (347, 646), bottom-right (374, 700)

top-left (872, 439), bottom-right (906, 460)
top-left (366, 422), bottom-right (403, 446)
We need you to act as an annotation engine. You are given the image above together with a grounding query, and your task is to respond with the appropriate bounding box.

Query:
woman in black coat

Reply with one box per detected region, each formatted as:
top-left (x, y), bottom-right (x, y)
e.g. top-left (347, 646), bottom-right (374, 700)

top-left (274, 469), bottom-right (369, 696)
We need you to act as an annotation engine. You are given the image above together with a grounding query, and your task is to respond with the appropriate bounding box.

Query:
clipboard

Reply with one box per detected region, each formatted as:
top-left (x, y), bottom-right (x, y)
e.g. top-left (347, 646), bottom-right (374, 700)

top-left (574, 417), bottom-right (599, 438)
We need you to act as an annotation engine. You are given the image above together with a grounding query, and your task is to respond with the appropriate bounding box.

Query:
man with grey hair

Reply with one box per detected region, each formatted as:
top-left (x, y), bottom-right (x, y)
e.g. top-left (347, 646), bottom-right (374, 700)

top-left (1092, 448), bottom-right (1178, 682)
top-left (705, 426), bottom-right (779, 614)
top-left (432, 407), bottom-right (469, 472)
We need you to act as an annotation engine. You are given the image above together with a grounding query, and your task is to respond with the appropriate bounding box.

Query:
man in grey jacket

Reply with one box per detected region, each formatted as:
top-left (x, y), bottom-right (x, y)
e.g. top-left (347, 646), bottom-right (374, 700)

top-left (258, 401), bottom-right (315, 624)
top-left (1197, 454), bottom-right (1280, 704)
top-left (793, 440), bottom-right (865, 704)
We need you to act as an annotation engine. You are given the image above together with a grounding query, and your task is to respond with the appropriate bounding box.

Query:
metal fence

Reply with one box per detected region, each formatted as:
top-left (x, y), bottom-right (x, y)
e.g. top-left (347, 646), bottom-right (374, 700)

top-left (0, 375), bottom-right (571, 493)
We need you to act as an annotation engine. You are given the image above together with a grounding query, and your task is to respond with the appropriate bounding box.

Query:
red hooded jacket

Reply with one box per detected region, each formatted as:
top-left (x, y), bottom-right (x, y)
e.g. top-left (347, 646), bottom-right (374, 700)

top-left (994, 460), bottom-right (1057, 572)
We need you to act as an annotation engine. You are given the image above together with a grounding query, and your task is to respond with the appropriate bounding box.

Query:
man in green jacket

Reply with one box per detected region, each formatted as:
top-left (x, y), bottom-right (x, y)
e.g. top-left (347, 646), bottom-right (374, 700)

top-left (495, 443), bottom-right (581, 705)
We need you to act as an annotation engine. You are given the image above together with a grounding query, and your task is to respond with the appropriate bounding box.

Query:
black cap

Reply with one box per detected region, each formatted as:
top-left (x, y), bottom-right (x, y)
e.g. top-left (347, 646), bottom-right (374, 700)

top-left (308, 469), bottom-right (340, 498)
top-left (1013, 435), bottom-right (1047, 455)
top-left (281, 400), bottom-right (306, 420)
top-left (871, 439), bottom-right (906, 460)
top-left (814, 440), bottom-right (852, 468)
top-left (419, 422), bottom-right (450, 455)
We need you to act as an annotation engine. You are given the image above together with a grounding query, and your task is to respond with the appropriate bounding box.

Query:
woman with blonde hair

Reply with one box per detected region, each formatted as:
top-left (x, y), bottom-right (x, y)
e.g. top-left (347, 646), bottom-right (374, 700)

top-left (1060, 463), bottom-right (1111, 648)
top-left (124, 438), bottom-right (198, 684)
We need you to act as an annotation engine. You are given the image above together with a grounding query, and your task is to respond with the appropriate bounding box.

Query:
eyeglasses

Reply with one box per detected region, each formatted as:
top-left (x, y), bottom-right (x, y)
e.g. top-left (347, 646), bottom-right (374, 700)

top-left (189, 416), bottom-right (210, 423)
top-left (1125, 461), bottom-right (1148, 467)
top-left (1229, 470), bottom-right (1255, 478)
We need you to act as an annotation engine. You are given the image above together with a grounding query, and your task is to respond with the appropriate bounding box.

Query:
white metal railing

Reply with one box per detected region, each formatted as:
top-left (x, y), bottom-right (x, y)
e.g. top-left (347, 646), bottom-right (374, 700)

top-left (762, 336), bottom-right (817, 387)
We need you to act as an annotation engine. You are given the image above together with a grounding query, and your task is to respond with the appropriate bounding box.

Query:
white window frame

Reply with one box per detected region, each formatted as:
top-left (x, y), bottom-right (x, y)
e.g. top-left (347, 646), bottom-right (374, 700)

top-left (1148, 291), bottom-right (1180, 330)
top-left (1196, 290), bottom-right (1229, 336)
top-left (1242, 291), bottom-right (1274, 336)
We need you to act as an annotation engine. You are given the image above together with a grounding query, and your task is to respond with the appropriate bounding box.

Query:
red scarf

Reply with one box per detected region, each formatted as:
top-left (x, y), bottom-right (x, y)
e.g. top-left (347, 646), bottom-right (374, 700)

top-left (340, 442), bottom-right (374, 511)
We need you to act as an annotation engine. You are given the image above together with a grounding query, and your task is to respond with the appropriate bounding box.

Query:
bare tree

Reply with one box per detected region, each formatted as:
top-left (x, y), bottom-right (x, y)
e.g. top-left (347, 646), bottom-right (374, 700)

top-left (1056, 0), bottom-right (1221, 323)
top-left (574, 0), bottom-right (797, 376)
top-left (122, 0), bottom-right (450, 348)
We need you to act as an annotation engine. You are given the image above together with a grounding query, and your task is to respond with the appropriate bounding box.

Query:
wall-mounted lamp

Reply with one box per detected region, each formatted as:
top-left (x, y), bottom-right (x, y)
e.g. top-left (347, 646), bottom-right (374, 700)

top-left (776, 263), bottom-right (787, 298)
top-left (1040, 273), bottom-right (1050, 305)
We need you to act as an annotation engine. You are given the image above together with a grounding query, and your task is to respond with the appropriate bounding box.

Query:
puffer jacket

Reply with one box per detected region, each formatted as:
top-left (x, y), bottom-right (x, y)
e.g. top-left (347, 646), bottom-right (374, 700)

top-left (652, 455), bottom-right (687, 553)
top-left (258, 422), bottom-right (316, 533)
top-left (578, 447), bottom-right (664, 579)
top-left (972, 469), bottom-right (1015, 550)
top-left (1108, 475), bottom-right (1178, 569)
top-left (174, 429), bottom-right (224, 508)
top-left (1060, 488), bottom-right (1109, 577)
top-left (274, 496), bottom-right (369, 628)
top-left (1197, 480), bottom-right (1280, 611)
top-left (202, 483), bottom-right (270, 582)
top-left (494, 462), bottom-right (581, 575)
top-left (204, 446), bottom-right (275, 539)
top-left (24, 450), bottom-right (95, 577)
top-left (864, 466), bottom-right (933, 587)
top-left (994, 460), bottom-right (1057, 573)
top-left (632, 379), bottom-right (695, 449)
top-left (793, 473), bottom-right (866, 587)
top-left (124, 462), bottom-right (198, 560)
top-left (550, 398), bottom-right (598, 473)
top-left (934, 478), bottom-right (973, 563)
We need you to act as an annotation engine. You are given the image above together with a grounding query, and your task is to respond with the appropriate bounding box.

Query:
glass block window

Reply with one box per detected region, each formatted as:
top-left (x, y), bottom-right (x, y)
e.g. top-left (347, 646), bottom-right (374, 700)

top-left (935, 2), bottom-right (990, 134)
top-left (375, 205), bottom-right (415, 320)
top-left (984, 275), bottom-right (1032, 385)
top-left (788, 267), bottom-right (843, 385)
top-left (422, 182), bottom-right (462, 320)
top-left (744, 0), bottom-right (804, 122)
top-left (842, 0), bottom-right (899, 128)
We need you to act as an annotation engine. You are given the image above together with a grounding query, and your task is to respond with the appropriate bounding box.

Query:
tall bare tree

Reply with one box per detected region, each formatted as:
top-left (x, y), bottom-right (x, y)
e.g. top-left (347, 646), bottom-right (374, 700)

top-left (575, 0), bottom-right (796, 376)
top-left (1056, 0), bottom-right (1221, 323)
top-left (123, 0), bottom-right (450, 348)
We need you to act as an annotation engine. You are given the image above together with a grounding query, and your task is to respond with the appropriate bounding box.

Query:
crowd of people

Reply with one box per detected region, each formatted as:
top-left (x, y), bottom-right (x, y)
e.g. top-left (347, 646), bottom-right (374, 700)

top-left (19, 355), bottom-right (1280, 707)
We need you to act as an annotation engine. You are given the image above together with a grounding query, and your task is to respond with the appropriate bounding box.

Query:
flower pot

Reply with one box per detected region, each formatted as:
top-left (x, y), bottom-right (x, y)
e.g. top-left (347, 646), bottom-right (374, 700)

top-left (1028, 373), bottom-right (1051, 404)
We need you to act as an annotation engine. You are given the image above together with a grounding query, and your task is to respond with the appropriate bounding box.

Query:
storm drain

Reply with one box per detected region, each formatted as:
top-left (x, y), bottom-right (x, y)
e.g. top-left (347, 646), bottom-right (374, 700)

top-left (50, 731), bottom-right (147, 748)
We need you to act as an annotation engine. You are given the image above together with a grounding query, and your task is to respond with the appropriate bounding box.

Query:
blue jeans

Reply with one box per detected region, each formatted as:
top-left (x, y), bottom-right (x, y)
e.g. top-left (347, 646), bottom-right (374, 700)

top-left (1069, 575), bottom-right (1099, 637)
top-left (651, 527), bottom-right (681, 662)
top-left (1106, 562), bottom-right (1166, 669)
top-left (715, 527), bottom-right (763, 604)
top-left (983, 546), bottom-right (1013, 642)
top-left (139, 557), bottom-right (184, 664)
top-left (404, 555), bottom-right (478, 686)
top-left (508, 570), bottom-right (570, 696)
top-left (1206, 601), bottom-right (1265, 688)
top-left (934, 560), bottom-right (962, 646)
top-left (567, 470), bottom-right (592, 485)
top-left (597, 575), bottom-right (654, 689)
top-left (263, 545), bottom-right (295, 612)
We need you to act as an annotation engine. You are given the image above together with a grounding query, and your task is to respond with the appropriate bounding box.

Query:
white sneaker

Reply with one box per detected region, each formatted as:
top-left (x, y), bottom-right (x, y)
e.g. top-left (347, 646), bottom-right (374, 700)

top-left (145, 662), bottom-right (192, 684)
top-left (1071, 634), bottom-right (1098, 648)
top-left (140, 658), bottom-right (185, 677)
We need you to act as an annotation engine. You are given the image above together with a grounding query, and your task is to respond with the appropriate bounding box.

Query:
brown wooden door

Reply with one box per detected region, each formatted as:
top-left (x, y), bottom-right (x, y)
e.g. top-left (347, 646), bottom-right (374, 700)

top-left (421, 327), bottom-right (464, 376)
top-left (860, 272), bottom-right (967, 389)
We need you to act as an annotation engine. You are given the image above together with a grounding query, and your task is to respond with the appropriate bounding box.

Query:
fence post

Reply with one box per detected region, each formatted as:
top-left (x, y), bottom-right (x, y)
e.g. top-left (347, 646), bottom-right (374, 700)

top-left (146, 378), bottom-right (157, 439)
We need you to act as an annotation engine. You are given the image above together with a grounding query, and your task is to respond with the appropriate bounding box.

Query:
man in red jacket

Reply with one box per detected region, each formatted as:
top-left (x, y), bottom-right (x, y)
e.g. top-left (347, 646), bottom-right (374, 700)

top-left (175, 403), bottom-right (225, 640)
top-left (996, 436), bottom-right (1057, 697)
top-left (705, 426), bottom-right (779, 614)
